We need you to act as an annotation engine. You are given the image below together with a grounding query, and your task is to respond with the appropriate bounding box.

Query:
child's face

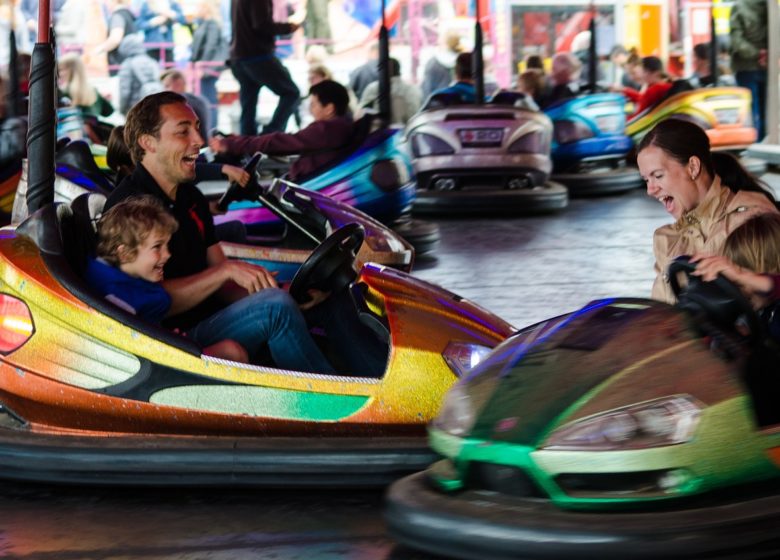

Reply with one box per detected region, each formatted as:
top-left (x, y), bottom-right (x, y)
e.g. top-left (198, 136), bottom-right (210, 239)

top-left (119, 228), bottom-right (171, 283)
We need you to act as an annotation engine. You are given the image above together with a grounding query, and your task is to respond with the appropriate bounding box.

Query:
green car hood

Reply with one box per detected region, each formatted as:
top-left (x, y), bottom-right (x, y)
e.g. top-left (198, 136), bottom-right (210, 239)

top-left (467, 299), bottom-right (713, 446)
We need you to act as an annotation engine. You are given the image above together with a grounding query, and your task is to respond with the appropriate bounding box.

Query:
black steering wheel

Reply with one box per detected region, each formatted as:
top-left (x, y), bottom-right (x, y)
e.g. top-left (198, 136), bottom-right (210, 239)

top-left (216, 153), bottom-right (263, 212)
top-left (668, 256), bottom-right (763, 343)
top-left (289, 223), bottom-right (365, 304)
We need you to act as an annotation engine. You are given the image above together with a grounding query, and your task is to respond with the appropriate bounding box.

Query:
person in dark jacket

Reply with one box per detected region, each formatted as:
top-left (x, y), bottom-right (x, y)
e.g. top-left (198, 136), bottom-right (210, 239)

top-left (729, 0), bottom-right (768, 139)
top-left (117, 33), bottom-right (162, 114)
top-left (209, 79), bottom-right (353, 182)
top-left (94, 0), bottom-right (136, 76)
top-left (190, 0), bottom-right (227, 129)
top-left (229, 0), bottom-right (301, 135)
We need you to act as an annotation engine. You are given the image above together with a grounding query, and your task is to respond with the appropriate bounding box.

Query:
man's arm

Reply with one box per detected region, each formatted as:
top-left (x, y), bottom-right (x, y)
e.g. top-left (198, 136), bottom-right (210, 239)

top-left (212, 120), bottom-right (351, 157)
top-left (162, 244), bottom-right (277, 315)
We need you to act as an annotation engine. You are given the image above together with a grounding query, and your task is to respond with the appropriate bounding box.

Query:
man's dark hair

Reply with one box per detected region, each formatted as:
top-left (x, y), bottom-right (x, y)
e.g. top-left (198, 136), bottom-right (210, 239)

top-left (124, 91), bottom-right (187, 165)
top-left (309, 79), bottom-right (350, 116)
top-left (454, 51), bottom-right (472, 81)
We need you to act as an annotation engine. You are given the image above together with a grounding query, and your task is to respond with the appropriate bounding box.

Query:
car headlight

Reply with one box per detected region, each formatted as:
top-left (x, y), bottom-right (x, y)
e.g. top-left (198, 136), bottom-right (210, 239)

top-left (442, 341), bottom-right (493, 378)
top-left (432, 383), bottom-right (475, 437)
top-left (542, 395), bottom-right (702, 451)
top-left (411, 133), bottom-right (455, 157)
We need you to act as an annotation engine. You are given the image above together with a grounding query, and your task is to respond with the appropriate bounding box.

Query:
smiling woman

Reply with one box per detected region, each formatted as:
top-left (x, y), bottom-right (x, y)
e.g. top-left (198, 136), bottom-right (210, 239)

top-left (637, 119), bottom-right (779, 303)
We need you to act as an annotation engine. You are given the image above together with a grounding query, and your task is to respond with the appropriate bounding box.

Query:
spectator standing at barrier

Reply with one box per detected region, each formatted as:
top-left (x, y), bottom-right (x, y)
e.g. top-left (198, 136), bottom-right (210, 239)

top-left (421, 29), bottom-right (463, 100)
top-left (94, 0), bottom-right (137, 77)
top-left (348, 43), bottom-right (379, 101)
top-left (137, 0), bottom-right (185, 66)
top-left (0, 1), bottom-right (31, 77)
top-left (160, 69), bottom-right (210, 140)
top-left (729, 0), bottom-right (768, 140)
top-left (190, 0), bottom-right (228, 131)
top-left (117, 33), bottom-right (162, 114)
top-left (230, 0), bottom-right (301, 135)
top-left (59, 52), bottom-right (115, 118)
top-left (359, 57), bottom-right (422, 126)
top-left (305, 0), bottom-right (331, 53)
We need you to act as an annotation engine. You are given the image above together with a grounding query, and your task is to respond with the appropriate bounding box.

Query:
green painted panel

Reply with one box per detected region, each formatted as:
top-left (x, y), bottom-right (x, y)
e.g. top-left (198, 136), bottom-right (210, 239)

top-left (151, 385), bottom-right (369, 421)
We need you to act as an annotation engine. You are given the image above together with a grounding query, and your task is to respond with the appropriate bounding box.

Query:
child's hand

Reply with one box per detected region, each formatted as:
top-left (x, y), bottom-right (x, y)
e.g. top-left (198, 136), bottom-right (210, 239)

top-left (691, 253), bottom-right (773, 295)
top-left (222, 164), bottom-right (250, 186)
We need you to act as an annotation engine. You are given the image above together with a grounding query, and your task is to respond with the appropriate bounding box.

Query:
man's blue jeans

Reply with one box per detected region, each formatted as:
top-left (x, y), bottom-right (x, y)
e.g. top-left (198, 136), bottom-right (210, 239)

top-left (231, 55), bottom-right (300, 135)
top-left (188, 288), bottom-right (334, 373)
top-left (735, 70), bottom-right (767, 140)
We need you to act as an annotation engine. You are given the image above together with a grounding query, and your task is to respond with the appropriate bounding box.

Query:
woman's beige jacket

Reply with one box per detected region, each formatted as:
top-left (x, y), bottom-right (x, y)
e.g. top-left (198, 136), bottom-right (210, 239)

top-left (652, 176), bottom-right (779, 303)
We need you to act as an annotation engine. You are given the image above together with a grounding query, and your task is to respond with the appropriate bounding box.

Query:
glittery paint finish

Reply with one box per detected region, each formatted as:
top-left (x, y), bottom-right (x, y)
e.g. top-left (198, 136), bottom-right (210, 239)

top-left (425, 299), bottom-right (780, 508)
top-left (626, 87), bottom-right (756, 149)
top-left (0, 230), bottom-right (511, 437)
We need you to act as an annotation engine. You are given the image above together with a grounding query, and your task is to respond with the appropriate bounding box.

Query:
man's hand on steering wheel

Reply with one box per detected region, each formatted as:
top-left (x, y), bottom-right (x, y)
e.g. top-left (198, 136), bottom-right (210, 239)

top-left (219, 260), bottom-right (278, 293)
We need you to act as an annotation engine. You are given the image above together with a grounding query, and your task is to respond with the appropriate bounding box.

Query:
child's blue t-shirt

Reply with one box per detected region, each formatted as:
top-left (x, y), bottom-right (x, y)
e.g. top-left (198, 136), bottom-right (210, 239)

top-left (84, 258), bottom-right (171, 323)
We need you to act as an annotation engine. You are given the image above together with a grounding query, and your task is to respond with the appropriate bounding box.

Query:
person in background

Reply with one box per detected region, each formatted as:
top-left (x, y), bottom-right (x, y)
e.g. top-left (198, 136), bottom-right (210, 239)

top-left (210, 79), bottom-right (353, 182)
top-left (430, 52), bottom-right (477, 103)
top-left (86, 195), bottom-right (248, 362)
top-left (622, 49), bottom-right (643, 90)
top-left (58, 53), bottom-right (114, 118)
top-left (729, 0), bottom-right (768, 140)
top-left (636, 119), bottom-right (778, 304)
top-left (230, 0), bottom-right (301, 135)
top-left (421, 28), bottom-right (463, 100)
top-left (304, 0), bottom-right (331, 53)
top-left (94, 0), bottom-right (136, 76)
top-left (358, 57), bottom-right (422, 125)
top-left (613, 56), bottom-right (671, 118)
top-left (513, 71), bottom-right (541, 111)
top-left (189, 0), bottom-right (228, 131)
top-left (117, 32), bottom-right (162, 114)
top-left (137, 0), bottom-right (185, 66)
top-left (348, 43), bottom-right (379, 100)
top-left (540, 52), bottom-right (581, 108)
top-left (160, 69), bottom-right (210, 140)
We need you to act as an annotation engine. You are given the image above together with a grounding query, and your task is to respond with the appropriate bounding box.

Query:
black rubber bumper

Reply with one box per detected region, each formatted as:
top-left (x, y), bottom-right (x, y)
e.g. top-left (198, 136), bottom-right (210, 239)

top-left (412, 181), bottom-right (568, 216)
top-left (0, 425), bottom-right (436, 487)
top-left (552, 166), bottom-right (644, 197)
top-left (385, 472), bottom-right (780, 560)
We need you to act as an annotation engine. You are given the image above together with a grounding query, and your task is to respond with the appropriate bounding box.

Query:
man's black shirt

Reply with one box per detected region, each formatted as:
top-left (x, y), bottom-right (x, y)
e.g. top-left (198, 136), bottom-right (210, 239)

top-left (105, 164), bottom-right (218, 280)
top-left (104, 164), bottom-right (220, 328)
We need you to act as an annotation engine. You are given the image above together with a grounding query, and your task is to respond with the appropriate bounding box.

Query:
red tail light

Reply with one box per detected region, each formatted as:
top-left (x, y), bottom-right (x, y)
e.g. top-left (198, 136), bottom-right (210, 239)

top-left (0, 294), bottom-right (34, 354)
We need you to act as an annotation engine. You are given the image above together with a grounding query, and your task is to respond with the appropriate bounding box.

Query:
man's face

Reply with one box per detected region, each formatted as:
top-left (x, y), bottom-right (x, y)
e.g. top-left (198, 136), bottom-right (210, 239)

top-left (141, 102), bottom-right (203, 191)
top-left (162, 75), bottom-right (187, 94)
